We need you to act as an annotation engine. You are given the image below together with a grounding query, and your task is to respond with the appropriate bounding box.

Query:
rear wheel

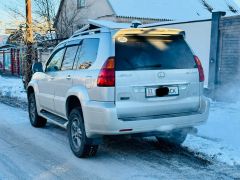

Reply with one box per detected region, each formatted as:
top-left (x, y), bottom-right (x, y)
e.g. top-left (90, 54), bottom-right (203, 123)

top-left (156, 129), bottom-right (188, 145)
top-left (28, 93), bottom-right (47, 127)
top-left (68, 108), bottom-right (98, 158)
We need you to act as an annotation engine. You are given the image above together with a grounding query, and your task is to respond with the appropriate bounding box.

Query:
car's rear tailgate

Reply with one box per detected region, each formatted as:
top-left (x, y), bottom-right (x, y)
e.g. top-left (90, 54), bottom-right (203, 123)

top-left (115, 69), bottom-right (200, 118)
top-left (114, 34), bottom-right (200, 119)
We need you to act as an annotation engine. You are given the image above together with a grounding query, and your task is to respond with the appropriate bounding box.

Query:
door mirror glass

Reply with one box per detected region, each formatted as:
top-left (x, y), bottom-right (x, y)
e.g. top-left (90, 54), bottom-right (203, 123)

top-left (32, 62), bottom-right (43, 73)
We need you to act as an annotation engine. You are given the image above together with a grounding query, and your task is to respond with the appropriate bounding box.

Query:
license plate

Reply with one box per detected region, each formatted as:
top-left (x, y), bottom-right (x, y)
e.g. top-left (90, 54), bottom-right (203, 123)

top-left (146, 86), bottom-right (179, 97)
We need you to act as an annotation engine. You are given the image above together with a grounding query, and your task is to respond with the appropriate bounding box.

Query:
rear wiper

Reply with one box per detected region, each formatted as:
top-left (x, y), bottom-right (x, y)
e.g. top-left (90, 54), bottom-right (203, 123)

top-left (136, 64), bottom-right (162, 69)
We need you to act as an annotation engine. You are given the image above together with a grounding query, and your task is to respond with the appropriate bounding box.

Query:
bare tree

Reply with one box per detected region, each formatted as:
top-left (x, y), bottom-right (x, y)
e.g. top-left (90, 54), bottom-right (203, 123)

top-left (200, 0), bottom-right (213, 12)
top-left (33, 0), bottom-right (58, 39)
top-left (57, 5), bottom-right (79, 38)
top-left (56, 1), bottom-right (95, 38)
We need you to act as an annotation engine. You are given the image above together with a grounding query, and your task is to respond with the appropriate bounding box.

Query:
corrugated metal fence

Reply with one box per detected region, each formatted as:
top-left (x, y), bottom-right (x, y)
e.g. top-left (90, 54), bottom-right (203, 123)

top-left (0, 48), bottom-right (24, 76)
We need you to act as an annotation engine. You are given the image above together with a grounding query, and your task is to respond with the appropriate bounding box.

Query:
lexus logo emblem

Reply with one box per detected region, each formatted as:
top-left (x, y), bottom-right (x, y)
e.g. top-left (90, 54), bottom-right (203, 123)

top-left (158, 72), bottom-right (165, 78)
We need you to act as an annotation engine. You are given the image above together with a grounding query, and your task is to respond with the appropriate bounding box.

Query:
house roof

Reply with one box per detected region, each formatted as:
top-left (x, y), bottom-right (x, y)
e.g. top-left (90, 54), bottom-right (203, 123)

top-left (88, 19), bottom-right (131, 29)
top-left (107, 0), bottom-right (240, 20)
top-left (0, 44), bottom-right (15, 50)
top-left (141, 17), bottom-right (212, 28)
top-left (54, 0), bottom-right (240, 27)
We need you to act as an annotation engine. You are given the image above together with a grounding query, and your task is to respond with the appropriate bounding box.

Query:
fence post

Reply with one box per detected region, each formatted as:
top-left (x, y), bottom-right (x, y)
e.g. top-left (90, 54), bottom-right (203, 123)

top-left (17, 49), bottom-right (20, 76)
top-left (2, 51), bottom-right (5, 73)
top-left (208, 11), bottom-right (226, 98)
top-left (10, 48), bottom-right (14, 75)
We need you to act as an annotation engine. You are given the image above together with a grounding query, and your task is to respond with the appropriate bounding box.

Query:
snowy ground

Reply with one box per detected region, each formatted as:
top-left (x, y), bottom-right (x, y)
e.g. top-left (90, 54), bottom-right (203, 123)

top-left (0, 103), bottom-right (240, 179)
top-left (0, 75), bottom-right (27, 101)
top-left (184, 101), bottom-right (240, 166)
top-left (0, 75), bottom-right (240, 177)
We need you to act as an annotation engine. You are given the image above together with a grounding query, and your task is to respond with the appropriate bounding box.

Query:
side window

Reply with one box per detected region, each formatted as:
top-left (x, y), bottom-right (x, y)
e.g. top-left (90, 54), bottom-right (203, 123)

top-left (61, 45), bottom-right (79, 71)
top-left (46, 48), bottom-right (65, 72)
top-left (75, 38), bottom-right (99, 69)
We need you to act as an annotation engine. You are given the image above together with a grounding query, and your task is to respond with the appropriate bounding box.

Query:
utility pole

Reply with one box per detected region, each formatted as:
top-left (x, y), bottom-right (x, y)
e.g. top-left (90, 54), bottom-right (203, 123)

top-left (26, 0), bottom-right (33, 44)
top-left (25, 0), bottom-right (34, 89)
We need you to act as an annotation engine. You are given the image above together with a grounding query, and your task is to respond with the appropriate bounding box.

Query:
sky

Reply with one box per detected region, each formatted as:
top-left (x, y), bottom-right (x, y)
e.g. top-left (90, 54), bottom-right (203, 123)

top-left (0, 0), bottom-right (26, 33)
top-left (0, 0), bottom-right (60, 34)
top-left (0, 0), bottom-right (240, 34)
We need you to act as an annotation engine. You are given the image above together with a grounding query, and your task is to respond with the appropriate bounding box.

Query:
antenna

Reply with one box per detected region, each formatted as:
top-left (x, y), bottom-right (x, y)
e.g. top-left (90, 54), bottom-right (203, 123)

top-left (131, 20), bottom-right (142, 28)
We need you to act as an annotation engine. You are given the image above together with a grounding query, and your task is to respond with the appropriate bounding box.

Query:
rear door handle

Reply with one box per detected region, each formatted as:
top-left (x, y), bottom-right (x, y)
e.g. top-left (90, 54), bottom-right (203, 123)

top-left (50, 77), bottom-right (54, 80)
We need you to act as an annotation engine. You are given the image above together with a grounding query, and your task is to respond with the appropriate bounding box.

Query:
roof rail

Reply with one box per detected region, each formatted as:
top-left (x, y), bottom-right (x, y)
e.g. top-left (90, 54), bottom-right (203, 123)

top-left (70, 24), bottom-right (110, 39)
top-left (73, 24), bottom-right (90, 35)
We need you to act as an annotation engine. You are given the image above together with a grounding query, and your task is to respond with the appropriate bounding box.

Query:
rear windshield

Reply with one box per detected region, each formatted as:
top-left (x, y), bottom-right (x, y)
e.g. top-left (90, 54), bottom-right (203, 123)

top-left (115, 35), bottom-right (196, 71)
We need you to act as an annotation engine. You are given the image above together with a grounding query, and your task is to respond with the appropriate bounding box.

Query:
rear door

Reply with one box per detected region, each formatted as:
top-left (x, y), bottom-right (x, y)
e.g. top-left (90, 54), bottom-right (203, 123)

top-left (115, 35), bottom-right (200, 118)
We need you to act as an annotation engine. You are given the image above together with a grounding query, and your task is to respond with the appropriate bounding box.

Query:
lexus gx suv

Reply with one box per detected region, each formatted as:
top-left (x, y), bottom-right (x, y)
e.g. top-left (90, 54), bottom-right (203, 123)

top-left (28, 25), bottom-right (210, 158)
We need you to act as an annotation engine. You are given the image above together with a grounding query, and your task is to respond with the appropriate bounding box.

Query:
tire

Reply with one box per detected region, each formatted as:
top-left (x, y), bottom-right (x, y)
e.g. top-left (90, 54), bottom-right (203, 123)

top-left (67, 107), bottom-right (98, 158)
top-left (28, 93), bottom-right (47, 128)
top-left (156, 129), bottom-right (188, 146)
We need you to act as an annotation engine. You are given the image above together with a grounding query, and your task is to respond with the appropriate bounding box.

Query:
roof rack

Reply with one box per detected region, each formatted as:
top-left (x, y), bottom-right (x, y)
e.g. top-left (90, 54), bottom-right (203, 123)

top-left (69, 19), bottom-right (134, 39)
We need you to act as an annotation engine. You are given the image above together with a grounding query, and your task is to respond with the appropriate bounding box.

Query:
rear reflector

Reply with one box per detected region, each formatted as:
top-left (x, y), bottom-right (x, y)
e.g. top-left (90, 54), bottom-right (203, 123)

top-left (97, 57), bottom-right (115, 87)
top-left (194, 55), bottom-right (205, 82)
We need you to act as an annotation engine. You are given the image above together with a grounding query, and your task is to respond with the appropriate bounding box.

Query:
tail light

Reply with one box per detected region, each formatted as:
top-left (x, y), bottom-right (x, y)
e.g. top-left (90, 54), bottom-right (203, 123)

top-left (194, 55), bottom-right (205, 82)
top-left (97, 57), bottom-right (115, 87)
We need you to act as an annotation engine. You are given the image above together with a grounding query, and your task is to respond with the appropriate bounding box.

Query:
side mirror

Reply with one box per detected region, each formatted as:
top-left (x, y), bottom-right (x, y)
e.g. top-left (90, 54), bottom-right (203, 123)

top-left (32, 62), bottom-right (43, 73)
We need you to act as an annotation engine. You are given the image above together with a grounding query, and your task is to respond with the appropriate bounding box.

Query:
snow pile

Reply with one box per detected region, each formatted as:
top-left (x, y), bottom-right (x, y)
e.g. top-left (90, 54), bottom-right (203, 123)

top-left (0, 75), bottom-right (27, 101)
top-left (184, 102), bottom-right (240, 166)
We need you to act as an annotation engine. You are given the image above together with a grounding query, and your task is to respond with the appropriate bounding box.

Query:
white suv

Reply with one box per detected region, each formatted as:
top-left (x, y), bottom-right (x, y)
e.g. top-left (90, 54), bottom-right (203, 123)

top-left (28, 24), bottom-right (210, 158)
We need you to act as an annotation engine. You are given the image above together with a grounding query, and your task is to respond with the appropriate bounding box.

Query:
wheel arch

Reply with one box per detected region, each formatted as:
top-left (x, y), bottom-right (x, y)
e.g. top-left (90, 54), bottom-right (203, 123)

top-left (27, 86), bottom-right (35, 98)
top-left (66, 95), bottom-right (83, 118)
top-left (65, 86), bottom-right (90, 118)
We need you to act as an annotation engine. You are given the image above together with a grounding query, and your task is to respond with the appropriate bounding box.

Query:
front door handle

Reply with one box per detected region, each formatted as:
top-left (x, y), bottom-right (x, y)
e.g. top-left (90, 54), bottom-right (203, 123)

top-left (66, 75), bottom-right (71, 80)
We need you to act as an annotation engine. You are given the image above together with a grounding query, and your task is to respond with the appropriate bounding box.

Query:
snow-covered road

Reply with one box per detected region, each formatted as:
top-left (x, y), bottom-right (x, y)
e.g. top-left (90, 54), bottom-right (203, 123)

top-left (0, 103), bottom-right (240, 179)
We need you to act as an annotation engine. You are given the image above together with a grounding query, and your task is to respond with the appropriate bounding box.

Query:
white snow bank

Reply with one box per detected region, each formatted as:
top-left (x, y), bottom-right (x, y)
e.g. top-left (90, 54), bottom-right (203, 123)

top-left (0, 75), bottom-right (27, 101)
top-left (184, 102), bottom-right (240, 166)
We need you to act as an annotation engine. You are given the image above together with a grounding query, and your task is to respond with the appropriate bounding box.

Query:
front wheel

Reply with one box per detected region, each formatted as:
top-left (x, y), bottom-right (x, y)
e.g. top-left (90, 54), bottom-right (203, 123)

top-left (68, 108), bottom-right (98, 158)
top-left (28, 93), bottom-right (47, 128)
top-left (156, 129), bottom-right (188, 146)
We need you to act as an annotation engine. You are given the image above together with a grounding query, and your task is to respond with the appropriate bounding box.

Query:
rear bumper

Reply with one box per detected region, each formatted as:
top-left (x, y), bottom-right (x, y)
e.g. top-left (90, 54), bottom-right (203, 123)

top-left (83, 96), bottom-right (210, 138)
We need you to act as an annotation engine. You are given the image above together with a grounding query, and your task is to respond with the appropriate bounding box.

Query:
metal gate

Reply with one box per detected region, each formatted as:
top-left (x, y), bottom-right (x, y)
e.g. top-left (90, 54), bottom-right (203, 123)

top-left (0, 48), bottom-right (22, 76)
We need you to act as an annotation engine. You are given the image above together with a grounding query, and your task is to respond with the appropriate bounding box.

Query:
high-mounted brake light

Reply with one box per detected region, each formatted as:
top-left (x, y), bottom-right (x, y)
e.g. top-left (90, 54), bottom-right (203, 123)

top-left (97, 57), bottom-right (115, 87)
top-left (194, 55), bottom-right (205, 82)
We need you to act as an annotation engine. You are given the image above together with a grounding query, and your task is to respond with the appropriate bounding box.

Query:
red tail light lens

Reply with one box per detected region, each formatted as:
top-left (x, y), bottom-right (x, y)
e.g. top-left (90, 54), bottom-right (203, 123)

top-left (194, 55), bottom-right (205, 82)
top-left (97, 57), bottom-right (115, 87)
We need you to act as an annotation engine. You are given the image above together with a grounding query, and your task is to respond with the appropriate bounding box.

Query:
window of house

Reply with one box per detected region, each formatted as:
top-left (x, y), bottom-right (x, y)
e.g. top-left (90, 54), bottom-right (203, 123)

top-left (77, 0), bottom-right (86, 8)
top-left (46, 48), bottom-right (65, 72)
top-left (61, 45), bottom-right (79, 71)
top-left (75, 38), bottom-right (99, 69)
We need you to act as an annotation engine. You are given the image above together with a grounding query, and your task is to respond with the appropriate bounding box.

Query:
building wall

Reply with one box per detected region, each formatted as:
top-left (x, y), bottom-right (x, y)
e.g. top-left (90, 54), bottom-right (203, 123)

top-left (154, 20), bottom-right (212, 87)
top-left (56, 0), bottom-right (115, 38)
top-left (55, 0), bottom-right (163, 38)
top-left (215, 15), bottom-right (240, 100)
